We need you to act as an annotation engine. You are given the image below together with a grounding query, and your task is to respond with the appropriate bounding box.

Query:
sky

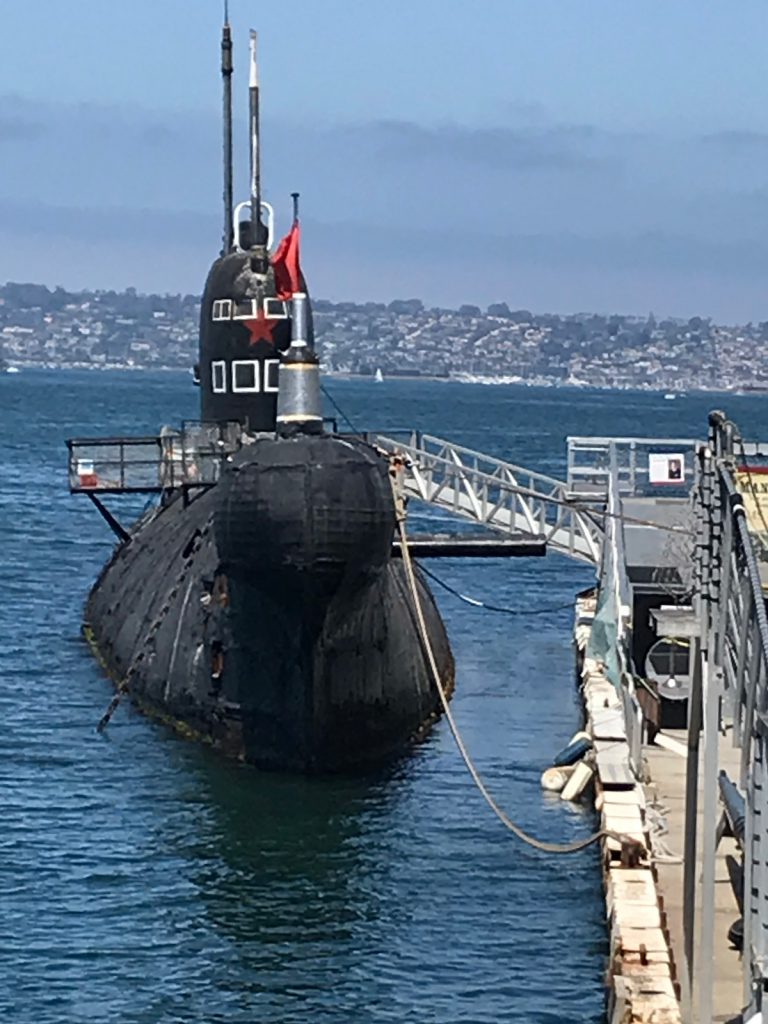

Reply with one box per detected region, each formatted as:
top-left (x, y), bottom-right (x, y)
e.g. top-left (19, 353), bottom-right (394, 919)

top-left (1, 1), bottom-right (768, 321)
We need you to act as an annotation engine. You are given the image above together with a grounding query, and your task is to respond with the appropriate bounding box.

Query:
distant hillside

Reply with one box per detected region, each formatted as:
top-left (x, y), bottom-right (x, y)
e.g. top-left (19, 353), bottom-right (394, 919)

top-left (2, 281), bottom-right (767, 391)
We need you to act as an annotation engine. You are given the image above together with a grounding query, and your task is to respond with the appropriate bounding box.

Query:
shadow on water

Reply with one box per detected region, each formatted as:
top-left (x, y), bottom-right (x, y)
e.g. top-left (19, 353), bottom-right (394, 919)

top-left (171, 746), bottom-right (414, 945)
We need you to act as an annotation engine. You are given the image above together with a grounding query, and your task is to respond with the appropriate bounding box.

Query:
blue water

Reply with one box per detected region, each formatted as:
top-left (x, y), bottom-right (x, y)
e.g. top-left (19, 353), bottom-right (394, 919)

top-left (3, 372), bottom-right (763, 1023)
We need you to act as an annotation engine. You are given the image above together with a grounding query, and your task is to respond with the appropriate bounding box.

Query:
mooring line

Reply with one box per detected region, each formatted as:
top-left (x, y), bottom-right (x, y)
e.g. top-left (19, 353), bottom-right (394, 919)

top-left (418, 563), bottom-right (575, 617)
top-left (390, 467), bottom-right (640, 858)
top-left (320, 383), bottom-right (363, 437)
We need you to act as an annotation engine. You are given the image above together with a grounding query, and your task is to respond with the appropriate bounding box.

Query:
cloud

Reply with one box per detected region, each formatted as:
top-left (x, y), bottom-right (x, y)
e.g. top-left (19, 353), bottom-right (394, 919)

top-left (335, 118), bottom-right (614, 172)
top-left (304, 217), bottom-right (768, 278)
top-left (1, 198), bottom-right (767, 320)
top-left (0, 112), bottom-right (44, 142)
top-left (699, 129), bottom-right (768, 150)
top-left (2, 93), bottom-right (768, 318)
top-left (0, 197), bottom-right (217, 246)
top-left (5, 189), bottom-right (767, 283)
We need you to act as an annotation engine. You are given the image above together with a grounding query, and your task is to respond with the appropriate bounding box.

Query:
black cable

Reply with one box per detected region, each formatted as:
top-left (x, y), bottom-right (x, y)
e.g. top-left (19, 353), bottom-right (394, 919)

top-left (418, 562), bottom-right (575, 616)
top-left (320, 383), bottom-right (362, 437)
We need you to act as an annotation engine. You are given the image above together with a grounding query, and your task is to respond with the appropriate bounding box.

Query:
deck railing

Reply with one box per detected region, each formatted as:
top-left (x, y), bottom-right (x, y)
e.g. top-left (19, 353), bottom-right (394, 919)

top-left (67, 421), bottom-right (241, 494)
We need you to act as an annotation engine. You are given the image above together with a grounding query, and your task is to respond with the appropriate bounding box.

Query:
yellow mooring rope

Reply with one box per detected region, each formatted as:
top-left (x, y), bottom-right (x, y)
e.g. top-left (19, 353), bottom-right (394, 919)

top-left (390, 468), bottom-right (641, 858)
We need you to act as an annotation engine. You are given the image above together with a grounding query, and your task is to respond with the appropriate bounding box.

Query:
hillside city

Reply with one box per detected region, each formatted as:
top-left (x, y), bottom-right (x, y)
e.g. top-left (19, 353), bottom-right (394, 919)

top-left (2, 280), bottom-right (767, 392)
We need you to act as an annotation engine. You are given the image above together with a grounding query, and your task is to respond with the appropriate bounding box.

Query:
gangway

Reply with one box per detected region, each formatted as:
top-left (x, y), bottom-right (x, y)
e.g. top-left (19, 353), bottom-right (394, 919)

top-left (371, 432), bottom-right (604, 564)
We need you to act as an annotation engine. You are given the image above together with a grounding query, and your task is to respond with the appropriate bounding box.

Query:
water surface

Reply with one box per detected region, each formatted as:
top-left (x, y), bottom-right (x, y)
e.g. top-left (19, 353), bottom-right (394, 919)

top-left (5, 373), bottom-right (755, 1023)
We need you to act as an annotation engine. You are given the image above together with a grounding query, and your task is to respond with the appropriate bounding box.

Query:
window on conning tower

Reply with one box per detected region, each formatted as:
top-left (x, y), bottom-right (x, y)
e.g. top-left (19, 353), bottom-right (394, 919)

top-left (211, 361), bottom-right (226, 393)
top-left (232, 360), bottom-right (260, 392)
top-left (233, 299), bottom-right (259, 320)
top-left (212, 299), bottom-right (232, 321)
top-left (264, 298), bottom-right (289, 319)
top-left (264, 359), bottom-right (279, 393)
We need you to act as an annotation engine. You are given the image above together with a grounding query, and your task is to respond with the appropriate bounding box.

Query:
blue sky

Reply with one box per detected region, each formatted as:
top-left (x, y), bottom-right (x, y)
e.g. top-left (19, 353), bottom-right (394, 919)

top-left (1, 1), bottom-right (767, 320)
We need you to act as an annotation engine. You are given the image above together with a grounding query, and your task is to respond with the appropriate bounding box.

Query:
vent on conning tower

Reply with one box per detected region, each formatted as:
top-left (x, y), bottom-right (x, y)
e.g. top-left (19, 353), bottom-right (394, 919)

top-left (197, 17), bottom-right (311, 434)
top-left (277, 293), bottom-right (323, 437)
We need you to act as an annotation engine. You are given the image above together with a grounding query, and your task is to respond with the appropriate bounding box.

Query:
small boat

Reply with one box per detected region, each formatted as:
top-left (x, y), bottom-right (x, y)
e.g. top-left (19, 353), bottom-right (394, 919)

top-left (664, 393), bottom-right (676, 400)
top-left (374, 367), bottom-right (384, 383)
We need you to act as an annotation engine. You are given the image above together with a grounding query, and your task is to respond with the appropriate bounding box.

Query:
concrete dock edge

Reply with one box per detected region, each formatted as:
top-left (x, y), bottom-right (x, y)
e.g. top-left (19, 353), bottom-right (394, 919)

top-left (574, 592), bottom-right (683, 1024)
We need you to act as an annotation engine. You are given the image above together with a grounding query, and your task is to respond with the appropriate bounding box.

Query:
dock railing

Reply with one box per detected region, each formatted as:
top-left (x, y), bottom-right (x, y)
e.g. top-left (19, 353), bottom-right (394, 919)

top-left (567, 435), bottom-right (698, 498)
top-left (694, 412), bottom-right (768, 1020)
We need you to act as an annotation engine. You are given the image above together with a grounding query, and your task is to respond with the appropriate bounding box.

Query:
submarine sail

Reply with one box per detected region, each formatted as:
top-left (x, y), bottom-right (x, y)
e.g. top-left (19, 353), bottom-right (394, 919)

top-left (67, 18), bottom-right (454, 772)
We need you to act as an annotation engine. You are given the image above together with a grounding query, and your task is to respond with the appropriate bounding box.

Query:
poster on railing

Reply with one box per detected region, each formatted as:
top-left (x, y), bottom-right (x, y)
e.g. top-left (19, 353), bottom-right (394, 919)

top-left (648, 453), bottom-right (686, 485)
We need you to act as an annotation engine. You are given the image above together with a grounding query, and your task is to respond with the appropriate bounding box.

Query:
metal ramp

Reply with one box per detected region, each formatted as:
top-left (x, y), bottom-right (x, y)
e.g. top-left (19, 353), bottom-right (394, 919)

top-left (370, 432), bottom-right (603, 564)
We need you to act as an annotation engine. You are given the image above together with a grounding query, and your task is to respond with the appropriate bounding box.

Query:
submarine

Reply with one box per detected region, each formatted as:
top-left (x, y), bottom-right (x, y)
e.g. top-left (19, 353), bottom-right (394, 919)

top-left (67, 18), bottom-right (454, 772)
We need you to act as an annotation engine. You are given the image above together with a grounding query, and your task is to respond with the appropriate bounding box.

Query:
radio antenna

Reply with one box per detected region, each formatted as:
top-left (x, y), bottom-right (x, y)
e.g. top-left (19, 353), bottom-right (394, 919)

top-left (220, 2), bottom-right (234, 253)
top-left (248, 29), bottom-right (262, 244)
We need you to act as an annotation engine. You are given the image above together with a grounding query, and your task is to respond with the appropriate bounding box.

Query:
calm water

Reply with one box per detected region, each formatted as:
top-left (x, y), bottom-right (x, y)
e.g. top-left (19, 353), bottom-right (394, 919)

top-left (3, 372), bottom-right (765, 1024)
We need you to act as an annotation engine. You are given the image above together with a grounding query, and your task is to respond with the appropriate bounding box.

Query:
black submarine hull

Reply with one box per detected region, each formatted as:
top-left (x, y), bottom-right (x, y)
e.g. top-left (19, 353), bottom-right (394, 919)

top-left (85, 433), bottom-right (454, 772)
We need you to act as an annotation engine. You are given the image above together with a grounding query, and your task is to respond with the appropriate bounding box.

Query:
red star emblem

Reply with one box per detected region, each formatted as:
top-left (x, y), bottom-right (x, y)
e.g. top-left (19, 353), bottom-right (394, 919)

top-left (244, 309), bottom-right (278, 347)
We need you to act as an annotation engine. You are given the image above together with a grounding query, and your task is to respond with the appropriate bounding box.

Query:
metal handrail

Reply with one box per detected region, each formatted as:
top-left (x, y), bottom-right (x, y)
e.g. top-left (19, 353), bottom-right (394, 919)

top-left (373, 431), bottom-right (603, 564)
top-left (66, 421), bottom-right (242, 494)
top-left (698, 413), bottom-right (768, 1016)
top-left (567, 435), bottom-right (699, 497)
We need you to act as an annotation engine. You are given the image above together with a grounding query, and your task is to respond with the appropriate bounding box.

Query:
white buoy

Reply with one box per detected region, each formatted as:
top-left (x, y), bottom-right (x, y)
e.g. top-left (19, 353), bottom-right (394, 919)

top-left (568, 730), bottom-right (591, 746)
top-left (540, 765), bottom-right (577, 793)
top-left (561, 760), bottom-right (594, 802)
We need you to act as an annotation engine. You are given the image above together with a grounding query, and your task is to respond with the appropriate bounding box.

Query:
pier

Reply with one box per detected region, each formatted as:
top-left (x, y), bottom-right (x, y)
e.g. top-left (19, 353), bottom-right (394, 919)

top-left (379, 421), bottom-right (766, 1023)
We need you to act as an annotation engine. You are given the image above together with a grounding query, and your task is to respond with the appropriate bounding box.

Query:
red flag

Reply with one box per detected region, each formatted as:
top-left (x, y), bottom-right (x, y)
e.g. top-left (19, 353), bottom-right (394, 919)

top-left (271, 220), bottom-right (302, 299)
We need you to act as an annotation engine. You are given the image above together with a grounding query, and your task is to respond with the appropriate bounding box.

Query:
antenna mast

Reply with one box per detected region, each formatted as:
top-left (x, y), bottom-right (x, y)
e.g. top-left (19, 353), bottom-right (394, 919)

top-left (248, 30), bottom-right (262, 244)
top-left (221, 2), bottom-right (234, 254)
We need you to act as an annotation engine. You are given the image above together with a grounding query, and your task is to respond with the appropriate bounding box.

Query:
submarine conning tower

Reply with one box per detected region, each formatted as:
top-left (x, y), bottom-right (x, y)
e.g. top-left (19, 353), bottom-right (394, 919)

top-left (199, 241), bottom-right (293, 432)
top-left (199, 23), bottom-right (307, 434)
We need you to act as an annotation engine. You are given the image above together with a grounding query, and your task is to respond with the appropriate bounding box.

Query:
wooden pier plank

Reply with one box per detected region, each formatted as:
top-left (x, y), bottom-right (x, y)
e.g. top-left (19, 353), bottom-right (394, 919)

top-left (611, 925), bottom-right (670, 953)
top-left (602, 788), bottom-right (645, 808)
top-left (574, 601), bottom-right (682, 1024)
top-left (592, 707), bottom-right (628, 740)
top-left (595, 751), bottom-right (635, 789)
